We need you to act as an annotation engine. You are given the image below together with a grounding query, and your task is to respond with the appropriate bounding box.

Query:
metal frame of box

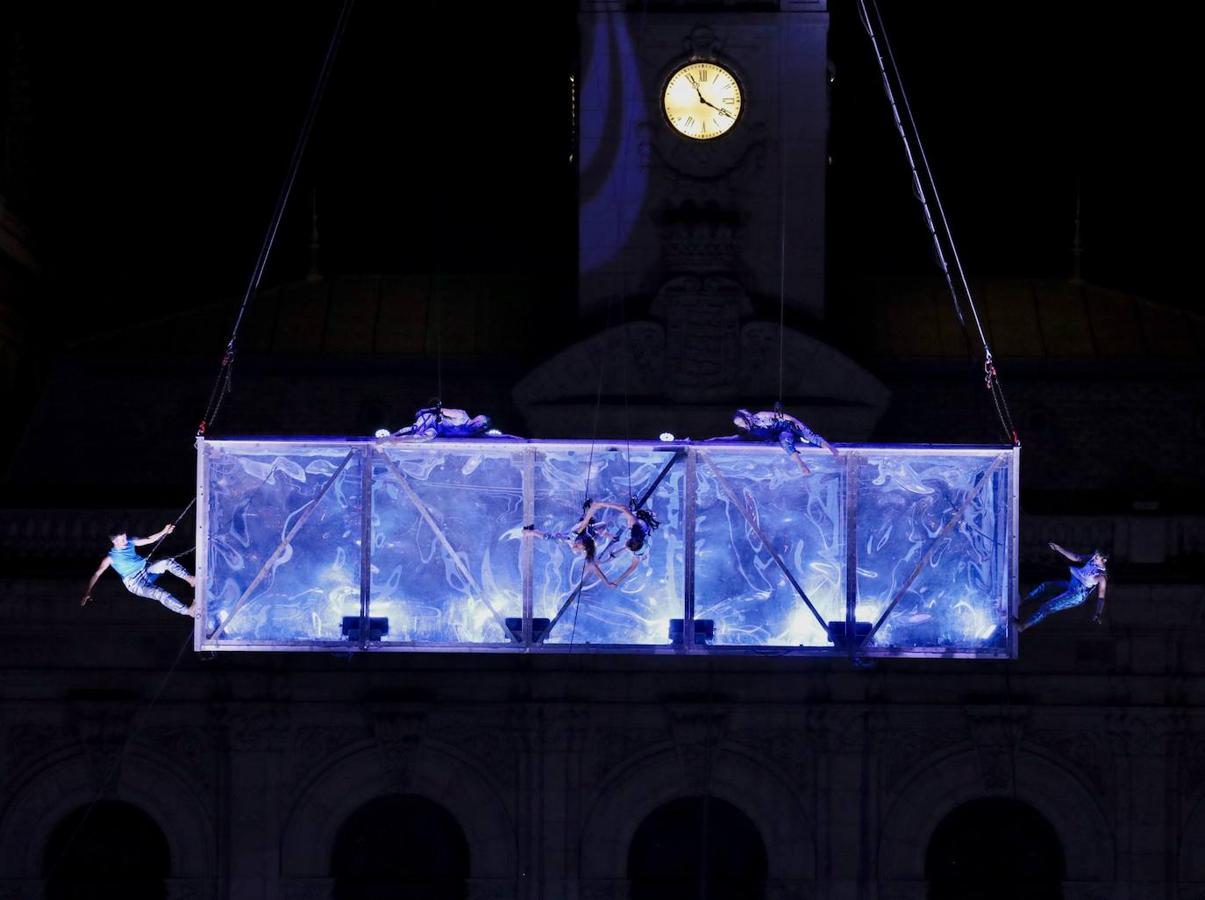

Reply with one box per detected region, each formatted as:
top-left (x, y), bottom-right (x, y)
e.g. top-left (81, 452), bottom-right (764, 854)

top-left (196, 438), bottom-right (1019, 657)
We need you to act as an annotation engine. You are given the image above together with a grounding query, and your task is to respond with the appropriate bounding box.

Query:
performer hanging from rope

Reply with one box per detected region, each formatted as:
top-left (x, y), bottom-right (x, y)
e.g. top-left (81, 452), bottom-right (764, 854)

top-left (594, 498), bottom-right (660, 571)
top-left (1016, 542), bottom-right (1108, 632)
top-left (389, 403), bottom-right (494, 439)
top-left (82, 525), bottom-right (198, 618)
top-left (524, 499), bottom-right (654, 589)
top-left (732, 407), bottom-right (839, 476)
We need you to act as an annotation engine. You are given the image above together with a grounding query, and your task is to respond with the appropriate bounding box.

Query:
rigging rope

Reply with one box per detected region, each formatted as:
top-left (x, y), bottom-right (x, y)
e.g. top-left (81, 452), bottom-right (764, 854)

top-left (434, 275), bottom-right (444, 408)
top-left (60, 12), bottom-right (359, 868)
top-left (868, 0), bottom-right (1019, 446)
top-left (142, 497), bottom-right (197, 565)
top-left (198, 0), bottom-right (356, 437)
top-left (45, 627), bottom-right (195, 881)
top-left (777, 21), bottom-right (789, 408)
top-left (172, 0), bottom-right (353, 556)
top-left (61, 15), bottom-right (359, 873)
top-left (571, 287), bottom-right (615, 652)
top-left (620, 278), bottom-right (633, 503)
top-left (856, 0), bottom-right (1019, 446)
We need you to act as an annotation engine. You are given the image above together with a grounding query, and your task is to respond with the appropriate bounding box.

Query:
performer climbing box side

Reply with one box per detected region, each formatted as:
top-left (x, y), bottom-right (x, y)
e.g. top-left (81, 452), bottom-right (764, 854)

top-left (195, 438), bottom-right (1019, 657)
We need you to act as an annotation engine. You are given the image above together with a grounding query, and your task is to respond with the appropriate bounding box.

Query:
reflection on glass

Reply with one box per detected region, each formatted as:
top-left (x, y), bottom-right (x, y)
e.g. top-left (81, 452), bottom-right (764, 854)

top-left (200, 441), bottom-right (1014, 656)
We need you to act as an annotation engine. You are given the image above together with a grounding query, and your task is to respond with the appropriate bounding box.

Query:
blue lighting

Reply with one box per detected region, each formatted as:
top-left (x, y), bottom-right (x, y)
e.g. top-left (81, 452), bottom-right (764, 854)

top-left (197, 439), bottom-right (1017, 657)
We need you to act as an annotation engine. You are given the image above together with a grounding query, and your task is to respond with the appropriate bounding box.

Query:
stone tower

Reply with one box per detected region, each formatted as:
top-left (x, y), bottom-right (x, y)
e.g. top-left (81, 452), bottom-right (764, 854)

top-left (516, 0), bottom-right (888, 441)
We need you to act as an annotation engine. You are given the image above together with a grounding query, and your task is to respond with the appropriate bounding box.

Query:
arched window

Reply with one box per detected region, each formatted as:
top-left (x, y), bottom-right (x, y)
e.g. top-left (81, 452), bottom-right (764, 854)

top-left (43, 799), bottom-right (171, 900)
top-left (627, 796), bottom-right (768, 900)
top-left (331, 794), bottom-right (470, 900)
top-left (926, 797), bottom-right (1065, 900)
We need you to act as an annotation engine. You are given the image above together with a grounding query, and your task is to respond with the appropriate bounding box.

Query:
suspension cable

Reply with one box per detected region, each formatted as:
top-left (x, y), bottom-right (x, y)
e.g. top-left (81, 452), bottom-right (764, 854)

top-left (45, 628), bottom-right (195, 881)
top-left (856, 0), bottom-right (1018, 445)
top-left (867, 0), bottom-right (1018, 444)
top-left (198, 0), bottom-right (356, 437)
top-left (58, 15), bottom-right (357, 872)
top-left (777, 19), bottom-right (788, 407)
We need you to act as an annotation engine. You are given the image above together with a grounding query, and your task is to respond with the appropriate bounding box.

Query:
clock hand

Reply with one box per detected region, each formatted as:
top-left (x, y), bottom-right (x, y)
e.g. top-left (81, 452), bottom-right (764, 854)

top-left (686, 74), bottom-right (709, 105)
top-left (697, 94), bottom-right (732, 117)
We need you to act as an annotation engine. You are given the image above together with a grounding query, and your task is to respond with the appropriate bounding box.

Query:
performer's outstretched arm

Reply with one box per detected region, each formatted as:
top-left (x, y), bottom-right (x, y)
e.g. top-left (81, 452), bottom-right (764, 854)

top-left (586, 500), bottom-right (637, 525)
top-left (1048, 542), bottom-right (1086, 563)
top-left (133, 524), bottom-right (175, 547)
top-left (569, 508), bottom-right (596, 535)
top-left (82, 557), bottom-right (111, 606)
top-left (584, 559), bottom-right (617, 588)
top-left (608, 556), bottom-right (641, 588)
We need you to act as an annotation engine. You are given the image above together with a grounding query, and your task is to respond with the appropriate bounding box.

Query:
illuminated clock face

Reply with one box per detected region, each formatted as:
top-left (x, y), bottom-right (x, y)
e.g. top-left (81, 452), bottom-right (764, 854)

top-left (662, 61), bottom-right (743, 140)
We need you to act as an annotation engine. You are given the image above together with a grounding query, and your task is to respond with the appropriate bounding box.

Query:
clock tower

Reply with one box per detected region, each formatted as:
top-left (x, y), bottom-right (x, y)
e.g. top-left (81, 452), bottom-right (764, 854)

top-left (515, 0), bottom-right (888, 439)
top-left (577, 1), bottom-right (828, 319)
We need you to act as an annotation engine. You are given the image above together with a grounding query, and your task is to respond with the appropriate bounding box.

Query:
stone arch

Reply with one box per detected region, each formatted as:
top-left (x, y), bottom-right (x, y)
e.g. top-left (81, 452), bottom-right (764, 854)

top-left (43, 798), bottom-right (171, 899)
top-left (578, 745), bottom-right (815, 885)
top-left (330, 793), bottom-right (471, 899)
top-left (279, 740), bottom-right (516, 882)
top-left (878, 745), bottom-right (1114, 887)
top-left (926, 796), bottom-right (1064, 900)
top-left (628, 795), bottom-right (769, 899)
top-left (0, 746), bottom-right (214, 880)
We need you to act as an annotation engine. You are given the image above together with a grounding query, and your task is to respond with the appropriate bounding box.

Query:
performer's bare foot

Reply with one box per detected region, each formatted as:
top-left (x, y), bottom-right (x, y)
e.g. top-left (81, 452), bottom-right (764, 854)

top-left (185, 574), bottom-right (197, 588)
top-left (794, 455), bottom-right (812, 477)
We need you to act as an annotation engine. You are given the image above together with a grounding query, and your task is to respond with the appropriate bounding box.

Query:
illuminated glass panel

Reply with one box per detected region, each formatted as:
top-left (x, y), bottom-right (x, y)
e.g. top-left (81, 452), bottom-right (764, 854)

top-left (197, 439), bottom-right (1017, 657)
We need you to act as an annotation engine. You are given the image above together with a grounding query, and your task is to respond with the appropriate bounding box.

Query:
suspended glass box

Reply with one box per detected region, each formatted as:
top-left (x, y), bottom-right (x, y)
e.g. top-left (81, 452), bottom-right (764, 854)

top-left (195, 438), bottom-right (1019, 657)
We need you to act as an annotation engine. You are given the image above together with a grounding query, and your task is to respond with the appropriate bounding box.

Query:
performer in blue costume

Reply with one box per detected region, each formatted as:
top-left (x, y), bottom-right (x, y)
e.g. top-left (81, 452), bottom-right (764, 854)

top-left (1016, 542), bottom-right (1109, 632)
top-left (593, 500), bottom-right (660, 578)
top-left (733, 407), bottom-right (839, 476)
top-left (389, 404), bottom-right (493, 439)
top-left (524, 500), bottom-right (655, 589)
top-left (82, 525), bottom-right (198, 618)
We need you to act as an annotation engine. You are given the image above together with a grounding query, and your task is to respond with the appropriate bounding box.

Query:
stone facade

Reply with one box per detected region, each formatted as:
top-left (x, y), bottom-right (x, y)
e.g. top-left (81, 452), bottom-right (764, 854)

top-left (1, 564), bottom-right (1203, 897)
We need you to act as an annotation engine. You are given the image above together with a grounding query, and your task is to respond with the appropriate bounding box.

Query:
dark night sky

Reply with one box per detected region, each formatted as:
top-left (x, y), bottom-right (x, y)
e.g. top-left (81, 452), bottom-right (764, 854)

top-left (10, 2), bottom-right (1198, 344)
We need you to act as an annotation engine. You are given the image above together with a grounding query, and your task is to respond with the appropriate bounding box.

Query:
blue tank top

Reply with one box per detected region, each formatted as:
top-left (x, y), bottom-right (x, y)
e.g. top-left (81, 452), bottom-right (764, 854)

top-left (1070, 559), bottom-right (1105, 588)
top-left (108, 543), bottom-right (146, 579)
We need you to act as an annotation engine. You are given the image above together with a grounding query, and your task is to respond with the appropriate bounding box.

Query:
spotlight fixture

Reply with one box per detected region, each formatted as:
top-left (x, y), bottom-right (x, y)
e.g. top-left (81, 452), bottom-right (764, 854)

top-left (505, 617), bottom-right (551, 642)
top-left (341, 616), bottom-right (389, 641)
top-left (826, 620), bottom-right (872, 648)
top-left (669, 618), bottom-right (715, 645)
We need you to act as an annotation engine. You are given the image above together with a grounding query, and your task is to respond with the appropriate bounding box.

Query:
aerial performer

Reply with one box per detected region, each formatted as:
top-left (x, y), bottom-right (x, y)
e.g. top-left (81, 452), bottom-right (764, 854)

top-left (1016, 542), bottom-right (1108, 632)
top-left (732, 406), bottom-right (839, 475)
top-left (524, 500), bottom-right (657, 589)
top-left (594, 499), bottom-right (660, 575)
top-left (82, 525), bottom-right (198, 618)
top-left (388, 403), bottom-right (495, 439)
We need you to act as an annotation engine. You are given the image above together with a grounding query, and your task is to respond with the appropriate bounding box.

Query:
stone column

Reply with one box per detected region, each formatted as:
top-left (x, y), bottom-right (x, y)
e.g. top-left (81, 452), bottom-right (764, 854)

top-left (220, 704), bottom-right (290, 900)
top-left (814, 708), bottom-right (875, 900)
top-left (541, 705), bottom-right (590, 899)
top-left (1110, 711), bottom-right (1178, 900)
